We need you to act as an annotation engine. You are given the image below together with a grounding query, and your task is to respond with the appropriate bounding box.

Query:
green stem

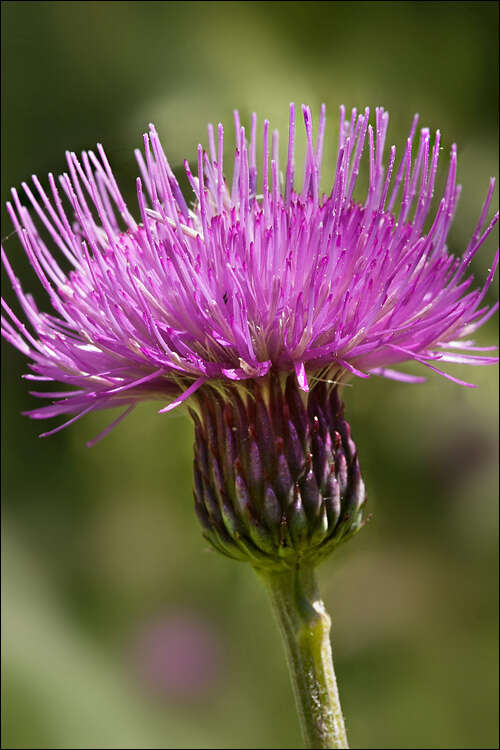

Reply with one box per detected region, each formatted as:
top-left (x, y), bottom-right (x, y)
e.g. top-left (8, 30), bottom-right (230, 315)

top-left (256, 564), bottom-right (348, 749)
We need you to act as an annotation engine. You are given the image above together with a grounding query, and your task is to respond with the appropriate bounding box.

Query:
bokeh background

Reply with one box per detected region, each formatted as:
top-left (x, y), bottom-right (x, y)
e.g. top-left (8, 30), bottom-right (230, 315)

top-left (1, 2), bottom-right (498, 748)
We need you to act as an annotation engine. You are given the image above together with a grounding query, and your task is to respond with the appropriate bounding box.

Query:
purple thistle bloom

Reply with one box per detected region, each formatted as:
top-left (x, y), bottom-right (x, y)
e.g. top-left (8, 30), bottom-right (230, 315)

top-left (1, 104), bottom-right (498, 445)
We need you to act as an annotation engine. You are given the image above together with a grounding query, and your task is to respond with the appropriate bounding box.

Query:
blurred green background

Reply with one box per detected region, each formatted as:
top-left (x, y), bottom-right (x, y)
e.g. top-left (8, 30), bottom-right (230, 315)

top-left (1, 2), bottom-right (498, 748)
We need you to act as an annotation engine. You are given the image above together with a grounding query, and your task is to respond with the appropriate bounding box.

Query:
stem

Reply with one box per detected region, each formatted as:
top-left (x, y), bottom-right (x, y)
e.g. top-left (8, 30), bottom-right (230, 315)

top-left (256, 564), bottom-right (348, 749)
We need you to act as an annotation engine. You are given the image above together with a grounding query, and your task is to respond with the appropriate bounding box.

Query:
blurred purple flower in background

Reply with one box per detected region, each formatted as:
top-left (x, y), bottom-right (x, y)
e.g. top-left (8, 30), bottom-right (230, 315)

top-left (1, 104), bottom-right (497, 444)
top-left (131, 611), bottom-right (221, 701)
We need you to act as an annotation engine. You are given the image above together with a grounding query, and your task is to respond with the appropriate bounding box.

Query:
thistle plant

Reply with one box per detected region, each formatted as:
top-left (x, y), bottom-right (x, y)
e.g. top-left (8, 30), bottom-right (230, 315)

top-left (2, 103), bottom-right (497, 749)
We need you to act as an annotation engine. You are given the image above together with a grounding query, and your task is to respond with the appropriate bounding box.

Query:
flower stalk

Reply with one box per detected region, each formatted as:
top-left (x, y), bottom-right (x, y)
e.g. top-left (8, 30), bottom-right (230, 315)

top-left (258, 564), bottom-right (348, 749)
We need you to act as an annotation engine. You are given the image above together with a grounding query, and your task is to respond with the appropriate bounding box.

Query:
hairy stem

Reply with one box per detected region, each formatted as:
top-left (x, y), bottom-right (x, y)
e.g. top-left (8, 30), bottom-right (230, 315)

top-left (256, 564), bottom-right (348, 749)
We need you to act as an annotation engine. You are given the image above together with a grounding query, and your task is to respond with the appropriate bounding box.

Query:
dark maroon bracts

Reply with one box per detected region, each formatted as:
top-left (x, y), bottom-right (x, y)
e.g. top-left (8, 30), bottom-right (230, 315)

top-left (191, 375), bottom-right (366, 569)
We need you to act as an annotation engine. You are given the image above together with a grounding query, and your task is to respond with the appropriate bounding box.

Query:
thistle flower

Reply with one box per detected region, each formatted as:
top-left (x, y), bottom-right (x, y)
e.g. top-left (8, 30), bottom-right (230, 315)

top-left (2, 105), bottom-right (497, 444)
top-left (2, 105), bottom-right (498, 749)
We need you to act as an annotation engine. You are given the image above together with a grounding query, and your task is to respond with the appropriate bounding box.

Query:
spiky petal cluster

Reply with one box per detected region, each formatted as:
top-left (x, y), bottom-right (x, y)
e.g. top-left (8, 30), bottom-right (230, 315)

top-left (1, 105), bottom-right (498, 441)
top-left (192, 374), bottom-right (366, 569)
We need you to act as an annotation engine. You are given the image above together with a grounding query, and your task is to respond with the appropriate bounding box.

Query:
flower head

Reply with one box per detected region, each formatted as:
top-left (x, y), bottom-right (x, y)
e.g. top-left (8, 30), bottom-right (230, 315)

top-left (2, 105), bottom-right (498, 444)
